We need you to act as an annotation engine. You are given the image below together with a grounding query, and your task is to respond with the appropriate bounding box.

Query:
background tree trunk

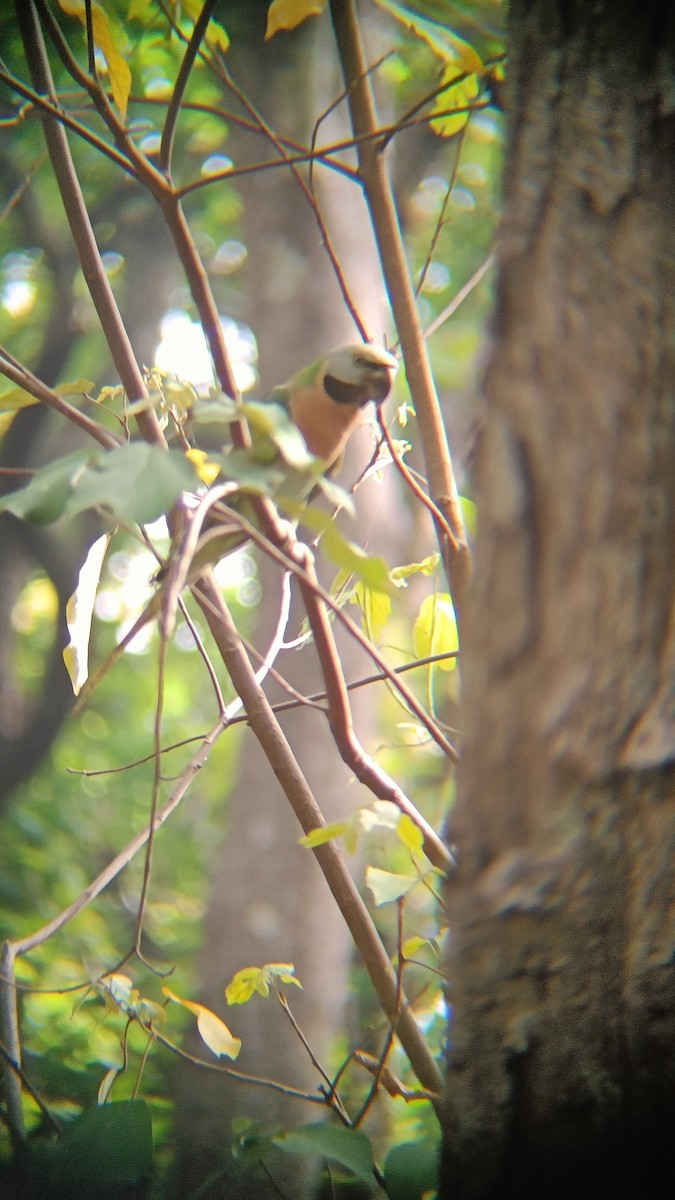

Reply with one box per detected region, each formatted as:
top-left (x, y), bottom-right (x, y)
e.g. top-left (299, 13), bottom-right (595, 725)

top-left (442, 2), bottom-right (675, 1196)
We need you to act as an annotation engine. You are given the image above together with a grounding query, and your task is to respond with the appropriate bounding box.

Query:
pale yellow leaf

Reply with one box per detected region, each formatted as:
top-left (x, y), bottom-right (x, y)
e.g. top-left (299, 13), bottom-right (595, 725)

top-left (225, 967), bottom-right (267, 1005)
top-left (396, 813), bottom-right (425, 856)
top-left (299, 821), bottom-right (349, 848)
top-left (0, 386), bottom-right (40, 412)
top-left (63, 534), bottom-right (112, 695)
top-left (431, 67), bottom-right (480, 138)
top-left (163, 988), bottom-right (241, 1059)
top-left (266, 0), bottom-right (326, 40)
top-left (366, 866), bottom-right (419, 906)
top-left (413, 593), bottom-right (459, 671)
top-left (58, 2), bottom-right (131, 119)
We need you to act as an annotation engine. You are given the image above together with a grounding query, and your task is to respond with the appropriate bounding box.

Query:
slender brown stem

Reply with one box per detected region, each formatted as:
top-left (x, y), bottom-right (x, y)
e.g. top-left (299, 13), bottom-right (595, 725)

top-left (191, 573), bottom-right (444, 1102)
top-left (329, 0), bottom-right (472, 627)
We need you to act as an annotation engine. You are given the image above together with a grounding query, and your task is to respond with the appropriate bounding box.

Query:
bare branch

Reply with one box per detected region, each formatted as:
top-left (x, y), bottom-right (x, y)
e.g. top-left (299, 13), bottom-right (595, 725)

top-left (329, 0), bottom-right (473, 626)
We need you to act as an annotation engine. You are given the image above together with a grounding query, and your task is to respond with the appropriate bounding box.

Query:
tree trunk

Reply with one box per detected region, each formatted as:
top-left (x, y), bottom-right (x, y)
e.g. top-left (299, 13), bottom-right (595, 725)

top-left (442, 3), bottom-right (675, 1197)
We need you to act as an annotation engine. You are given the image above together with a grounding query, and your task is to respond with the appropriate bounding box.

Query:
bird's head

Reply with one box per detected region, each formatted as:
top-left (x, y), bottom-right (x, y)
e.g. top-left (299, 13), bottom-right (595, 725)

top-left (321, 343), bottom-right (398, 408)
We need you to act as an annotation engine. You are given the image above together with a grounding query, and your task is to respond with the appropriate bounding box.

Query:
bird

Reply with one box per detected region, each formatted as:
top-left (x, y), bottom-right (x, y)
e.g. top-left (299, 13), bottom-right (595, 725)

top-left (270, 341), bottom-right (399, 473)
top-left (71, 343), bottom-right (399, 709)
top-left (185, 341), bottom-right (399, 567)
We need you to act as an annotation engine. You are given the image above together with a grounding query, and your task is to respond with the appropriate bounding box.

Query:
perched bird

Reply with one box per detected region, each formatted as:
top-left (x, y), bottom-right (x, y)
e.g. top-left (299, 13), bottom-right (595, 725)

top-left (180, 341), bottom-right (399, 572)
top-left (72, 343), bottom-right (398, 709)
top-left (271, 341), bottom-right (399, 473)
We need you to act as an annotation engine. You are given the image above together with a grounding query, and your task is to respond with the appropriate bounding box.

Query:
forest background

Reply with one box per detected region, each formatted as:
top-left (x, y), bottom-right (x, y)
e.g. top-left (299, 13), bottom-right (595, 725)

top-left (1, 2), bottom-right (673, 1200)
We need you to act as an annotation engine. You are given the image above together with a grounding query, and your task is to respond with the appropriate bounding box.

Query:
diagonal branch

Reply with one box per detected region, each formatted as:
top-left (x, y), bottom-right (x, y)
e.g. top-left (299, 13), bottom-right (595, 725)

top-left (329, 0), bottom-right (472, 627)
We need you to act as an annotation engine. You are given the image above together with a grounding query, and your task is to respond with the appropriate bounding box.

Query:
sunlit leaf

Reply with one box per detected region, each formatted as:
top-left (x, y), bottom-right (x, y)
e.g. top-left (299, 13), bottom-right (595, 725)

top-left (265, 0), bottom-right (326, 41)
top-left (431, 66), bottom-right (480, 137)
top-left (58, 2), bottom-right (132, 119)
top-left (0, 385), bottom-right (40, 412)
top-left (275, 1121), bottom-right (375, 1185)
top-left (413, 594), bottom-right (459, 671)
top-left (163, 987), bottom-right (241, 1059)
top-left (225, 966), bottom-right (269, 1005)
top-left (97, 1066), bottom-right (119, 1105)
top-left (390, 554), bottom-right (440, 583)
top-left (352, 579), bottom-right (391, 639)
top-left (374, 0), bottom-right (482, 70)
top-left (397, 813), bottom-right (425, 857)
top-left (264, 963), bottom-right (302, 989)
top-left (299, 821), bottom-right (349, 848)
top-left (186, 448), bottom-right (221, 485)
top-left (63, 533), bottom-right (112, 695)
top-left (290, 504), bottom-right (393, 593)
top-left (400, 934), bottom-right (430, 959)
top-left (360, 800), bottom-right (400, 832)
top-left (460, 495), bottom-right (477, 537)
top-left (181, 0), bottom-right (230, 50)
top-left (366, 866), bottom-right (419, 906)
top-left (53, 378), bottom-right (95, 397)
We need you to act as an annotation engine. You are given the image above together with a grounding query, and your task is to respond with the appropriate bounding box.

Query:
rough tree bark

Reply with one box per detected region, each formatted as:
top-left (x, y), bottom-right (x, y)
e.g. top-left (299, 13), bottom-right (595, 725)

top-left (442, 3), bottom-right (675, 1197)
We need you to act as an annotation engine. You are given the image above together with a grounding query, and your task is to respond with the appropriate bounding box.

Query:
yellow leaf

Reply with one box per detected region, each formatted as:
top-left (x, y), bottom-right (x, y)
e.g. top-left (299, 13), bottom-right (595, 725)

top-left (58, 2), bottom-right (131, 119)
top-left (413, 594), bottom-right (458, 671)
top-left (264, 963), bottom-right (302, 990)
top-left (366, 866), bottom-right (419, 906)
top-left (265, 0), bottom-right (326, 40)
top-left (185, 448), bottom-right (221, 485)
top-left (396, 814), bottom-right (425, 857)
top-left (352, 580), bottom-right (391, 640)
top-left (299, 821), bottom-right (349, 848)
top-left (0, 386), bottom-right (40, 412)
top-left (181, 0), bottom-right (230, 49)
top-left (431, 67), bottom-right (480, 138)
top-left (225, 967), bottom-right (267, 1005)
top-left (163, 988), bottom-right (241, 1059)
top-left (54, 378), bottom-right (95, 396)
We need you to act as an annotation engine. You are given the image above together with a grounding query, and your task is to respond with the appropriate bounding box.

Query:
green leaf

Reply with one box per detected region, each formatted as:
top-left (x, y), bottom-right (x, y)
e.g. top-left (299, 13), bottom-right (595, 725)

top-left (413, 594), bottom-right (459, 671)
top-left (293, 504), bottom-right (393, 593)
top-left (0, 449), bottom-right (95, 524)
top-left (460, 495), bottom-right (476, 537)
top-left (366, 866), bottom-right (419, 906)
top-left (275, 1121), bottom-right (375, 1186)
top-left (243, 400), bottom-right (317, 470)
top-left (64, 443), bottom-right (198, 524)
top-left (383, 1137), bottom-right (440, 1200)
top-left (48, 1100), bottom-right (153, 1195)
